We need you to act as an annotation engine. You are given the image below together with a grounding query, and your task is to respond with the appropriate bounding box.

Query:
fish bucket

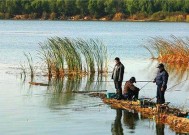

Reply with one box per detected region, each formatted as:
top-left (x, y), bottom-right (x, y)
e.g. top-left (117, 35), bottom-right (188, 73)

top-left (139, 98), bottom-right (156, 108)
top-left (107, 92), bottom-right (116, 99)
top-left (176, 112), bottom-right (188, 117)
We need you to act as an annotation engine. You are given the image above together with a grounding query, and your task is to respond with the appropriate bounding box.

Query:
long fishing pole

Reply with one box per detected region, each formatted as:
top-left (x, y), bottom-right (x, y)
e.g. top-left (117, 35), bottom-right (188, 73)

top-left (140, 81), bottom-right (152, 90)
top-left (92, 80), bottom-right (153, 83)
top-left (139, 79), bottom-right (154, 91)
top-left (149, 78), bottom-right (188, 101)
top-left (166, 78), bottom-right (188, 92)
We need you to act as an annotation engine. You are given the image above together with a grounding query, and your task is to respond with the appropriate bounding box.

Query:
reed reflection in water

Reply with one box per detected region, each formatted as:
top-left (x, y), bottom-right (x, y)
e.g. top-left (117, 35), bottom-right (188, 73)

top-left (44, 74), bottom-right (107, 110)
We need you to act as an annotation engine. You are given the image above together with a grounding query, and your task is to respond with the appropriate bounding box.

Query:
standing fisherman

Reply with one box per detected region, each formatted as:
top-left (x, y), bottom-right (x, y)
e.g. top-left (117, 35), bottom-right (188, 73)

top-left (153, 63), bottom-right (169, 104)
top-left (112, 57), bottom-right (124, 100)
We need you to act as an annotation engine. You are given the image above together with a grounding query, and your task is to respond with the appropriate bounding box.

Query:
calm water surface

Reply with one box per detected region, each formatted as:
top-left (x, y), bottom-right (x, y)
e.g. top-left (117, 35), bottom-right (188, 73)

top-left (0, 21), bottom-right (189, 135)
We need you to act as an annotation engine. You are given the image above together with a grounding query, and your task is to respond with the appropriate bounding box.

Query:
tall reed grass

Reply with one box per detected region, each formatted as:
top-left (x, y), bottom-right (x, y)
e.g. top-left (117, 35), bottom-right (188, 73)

top-left (39, 37), bottom-right (108, 78)
top-left (20, 62), bottom-right (26, 81)
top-left (24, 53), bottom-right (35, 80)
top-left (144, 36), bottom-right (189, 66)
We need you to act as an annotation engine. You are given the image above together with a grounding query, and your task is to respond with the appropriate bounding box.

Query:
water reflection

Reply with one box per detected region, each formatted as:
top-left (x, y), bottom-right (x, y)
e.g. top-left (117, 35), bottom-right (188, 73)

top-left (156, 123), bottom-right (165, 135)
top-left (45, 74), bottom-right (107, 110)
top-left (111, 109), bottom-right (139, 135)
top-left (112, 109), bottom-right (168, 135)
top-left (111, 109), bottom-right (123, 135)
top-left (123, 110), bottom-right (139, 131)
top-left (46, 74), bottom-right (107, 92)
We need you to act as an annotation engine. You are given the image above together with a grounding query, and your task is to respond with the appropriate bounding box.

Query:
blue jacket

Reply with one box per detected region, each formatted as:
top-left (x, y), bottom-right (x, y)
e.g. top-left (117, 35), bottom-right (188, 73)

top-left (154, 69), bottom-right (169, 87)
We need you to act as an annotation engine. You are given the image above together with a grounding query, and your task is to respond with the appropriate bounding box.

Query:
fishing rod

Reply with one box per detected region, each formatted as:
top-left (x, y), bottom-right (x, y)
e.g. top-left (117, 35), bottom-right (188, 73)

top-left (148, 78), bottom-right (188, 101)
top-left (166, 78), bottom-right (188, 92)
top-left (139, 79), bottom-right (155, 90)
top-left (91, 80), bottom-right (153, 83)
top-left (140, 81), bottom-right (152, 90)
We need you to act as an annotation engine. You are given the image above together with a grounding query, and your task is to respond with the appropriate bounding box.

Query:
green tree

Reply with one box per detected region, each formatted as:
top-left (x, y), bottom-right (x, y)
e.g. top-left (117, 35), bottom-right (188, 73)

top-left (56, 0), bottom-right (65, 15)
top-left (88, 0), bottom-right (105, 18)
top-left (88, 0), bottom-right (97, 16)
top-left (23, 1), bottom-right (32, 14)
top-left (76, 0), bottom-right (89, 16)
top-left (104, 0), bottom-right (116, 15)
top-left (153, 0), bottom-right (162, 12)
top-left (49, 0), bottom-right (57, 13)
top-left (41, 0), bottom-right (50, 13)
top-left (182, 0), bottom-right (189, 13)
top-left (64, 0), bottom-right (78, 16)
top-left (31, 0), bottom-right (43, 15)
top-left (126, 0), bottom-right (139, 15)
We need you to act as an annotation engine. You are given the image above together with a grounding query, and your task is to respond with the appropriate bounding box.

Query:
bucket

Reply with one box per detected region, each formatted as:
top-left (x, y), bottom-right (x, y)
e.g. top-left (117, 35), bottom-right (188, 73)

top-left (107, 92), bottom-right (116, 99)
top-left (139, 98), bottom-right (156, 108)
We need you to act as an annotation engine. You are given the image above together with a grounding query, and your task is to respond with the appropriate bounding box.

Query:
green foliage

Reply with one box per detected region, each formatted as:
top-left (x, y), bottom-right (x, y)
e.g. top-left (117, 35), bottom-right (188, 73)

top-left (76, 0), bottom-right (89, 16)
top-left (0, 0), bottom-right (189, 20)
top-left (88, 0), bottom-right (106, 18)
top-left (39, 37), bottom-right (108, 77)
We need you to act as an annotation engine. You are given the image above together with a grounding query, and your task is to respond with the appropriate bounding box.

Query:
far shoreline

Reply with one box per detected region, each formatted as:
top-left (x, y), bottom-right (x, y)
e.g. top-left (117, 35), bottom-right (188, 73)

top-left (0, 18), bottom-right (189, 23)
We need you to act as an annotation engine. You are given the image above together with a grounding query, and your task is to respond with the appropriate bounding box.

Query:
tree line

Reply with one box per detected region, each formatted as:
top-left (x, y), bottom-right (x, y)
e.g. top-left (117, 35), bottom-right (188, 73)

top-left (0, 0), bottom-right (189, 20)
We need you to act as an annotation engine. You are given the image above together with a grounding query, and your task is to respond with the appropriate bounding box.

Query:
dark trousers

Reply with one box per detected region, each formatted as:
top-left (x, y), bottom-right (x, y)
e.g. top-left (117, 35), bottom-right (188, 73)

top-left (123, 90), bottom-right (139, 100)
top-left (131, 90), bottom-right (139, 100)
top-left (114, 81), bottom-right (122, 99)
top-left (157, 85), bottom-right (167, 104)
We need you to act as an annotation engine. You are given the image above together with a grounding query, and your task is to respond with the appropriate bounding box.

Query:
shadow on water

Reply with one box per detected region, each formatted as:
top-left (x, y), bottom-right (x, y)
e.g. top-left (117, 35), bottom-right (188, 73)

top-left (111, 109), bottom-right (169, 135)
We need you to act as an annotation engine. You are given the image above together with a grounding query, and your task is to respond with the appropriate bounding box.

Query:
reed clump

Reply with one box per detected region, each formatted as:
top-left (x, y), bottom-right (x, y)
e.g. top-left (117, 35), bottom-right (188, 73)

top-left (144, 36), bottom-right (189, 67)
top-left (39, 37), bottom-right (108, 78)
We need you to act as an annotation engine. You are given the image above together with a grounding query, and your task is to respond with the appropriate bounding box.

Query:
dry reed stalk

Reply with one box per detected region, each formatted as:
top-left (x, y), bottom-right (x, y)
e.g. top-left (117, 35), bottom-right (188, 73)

top-left (144, 36), bottom-right (189, 68)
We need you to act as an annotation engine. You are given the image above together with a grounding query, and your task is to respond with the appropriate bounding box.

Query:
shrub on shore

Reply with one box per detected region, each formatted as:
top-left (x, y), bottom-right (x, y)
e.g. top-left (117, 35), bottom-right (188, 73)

top-left (150, 11), bottom-right (168, 21)
top-left (186, 15), bottom-right (189, 22)
top-left (131, 12), bottom-right (148, 20)
top-left (165, 15), bottom-right (185, 22)
top-left (112, 12), bottom-right (125, 21)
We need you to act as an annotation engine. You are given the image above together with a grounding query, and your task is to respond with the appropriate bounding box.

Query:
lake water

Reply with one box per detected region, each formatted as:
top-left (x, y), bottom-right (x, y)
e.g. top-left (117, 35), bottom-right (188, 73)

top-left (0, 20), bottom-right (189, 135)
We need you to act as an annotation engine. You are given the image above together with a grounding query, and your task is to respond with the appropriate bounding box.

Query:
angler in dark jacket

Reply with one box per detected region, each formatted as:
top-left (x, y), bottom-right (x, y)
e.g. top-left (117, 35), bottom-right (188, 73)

top-left (153, 63), bottom-right (169, 104)
top-left (123, 77), bottom-right (140, 100)
top-left (112, 57), bottom-right (125, 100)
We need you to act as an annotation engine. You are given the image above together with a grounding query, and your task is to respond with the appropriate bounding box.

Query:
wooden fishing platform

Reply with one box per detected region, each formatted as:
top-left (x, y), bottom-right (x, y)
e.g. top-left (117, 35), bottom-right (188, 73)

top-left (88, 92), bottom-right (189, 133)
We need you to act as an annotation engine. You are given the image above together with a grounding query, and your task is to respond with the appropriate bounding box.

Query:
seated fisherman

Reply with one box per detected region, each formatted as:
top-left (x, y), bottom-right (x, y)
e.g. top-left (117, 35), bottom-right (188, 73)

top-left (123, 77), bottom-right (140, 100)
